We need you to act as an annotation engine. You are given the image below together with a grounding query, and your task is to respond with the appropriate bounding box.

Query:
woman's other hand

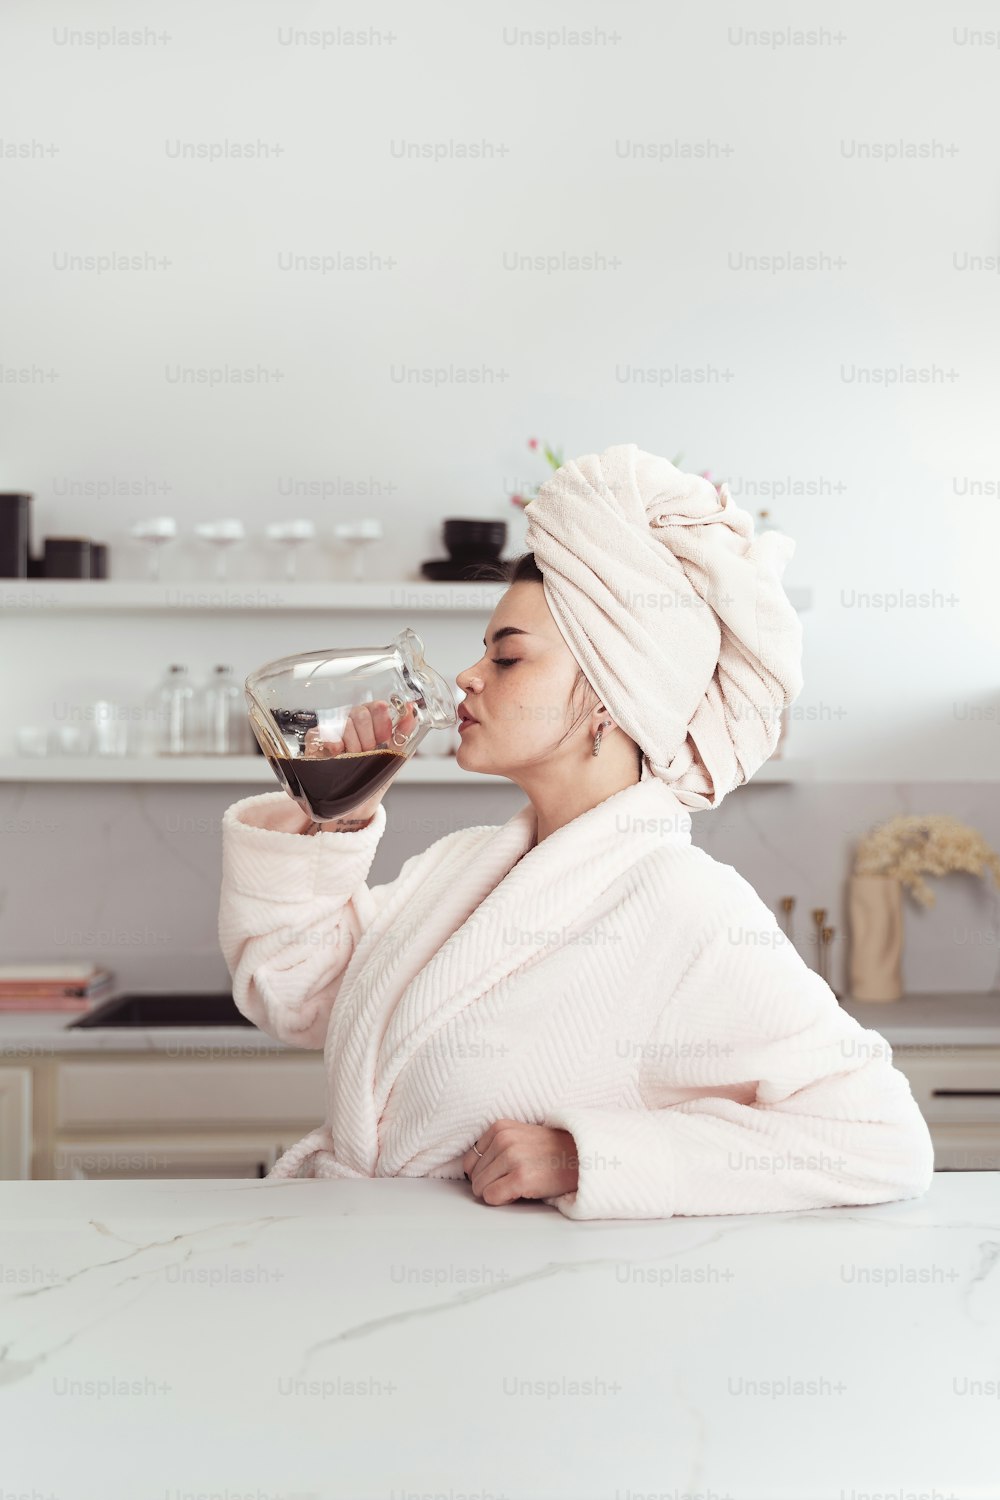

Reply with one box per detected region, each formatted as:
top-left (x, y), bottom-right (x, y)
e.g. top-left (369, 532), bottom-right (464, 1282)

top-left (461, 1119), bottom-right (580, 1205)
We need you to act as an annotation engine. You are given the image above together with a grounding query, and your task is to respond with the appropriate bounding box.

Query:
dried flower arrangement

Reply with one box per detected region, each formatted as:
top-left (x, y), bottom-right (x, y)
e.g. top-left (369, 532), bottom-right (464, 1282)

top-left (853, 814), bottom-right (1000, 909)
top-left (510, 439), bottom-right (565, 510)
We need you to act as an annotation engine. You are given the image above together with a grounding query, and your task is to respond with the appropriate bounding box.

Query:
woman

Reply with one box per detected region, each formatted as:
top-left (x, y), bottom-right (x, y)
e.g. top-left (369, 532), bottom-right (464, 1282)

top-left (218, 443), bottom-right (934, 1218)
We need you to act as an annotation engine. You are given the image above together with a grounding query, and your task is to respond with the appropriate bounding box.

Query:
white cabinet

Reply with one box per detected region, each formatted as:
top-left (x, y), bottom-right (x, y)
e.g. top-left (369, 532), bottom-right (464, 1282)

top-left (0, 1067), bottom-right (32, 1179)
top-left (21, 1052), bottom-right (328, 1180)
top-left (55, 1057), bottom-right (326, 1129)
top-left (891, 1046), bottom-right (1000, 1170)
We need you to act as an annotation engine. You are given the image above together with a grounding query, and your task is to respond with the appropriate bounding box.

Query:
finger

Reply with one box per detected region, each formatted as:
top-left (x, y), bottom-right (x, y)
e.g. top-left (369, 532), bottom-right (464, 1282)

top-left (341, 713), bottom-right (361, 754)
top-left (468, 1141), bottom-right (511, 1199)
top-left (480, 1170), bottom-right (523, 1207)
top-left (342, 707), bottom-right (371, 753)
top-left (464, 1121), bottom-right (502, 1179)
top-left (465, 1144), bottom-right (493, 1193)
top-left (397, 700), bottom-right (418, 739)
top-left (375, 699), bottom-right (417, 748)
top-left (354, 701), bottom-right (394, 753)
top-left (370, 700), bottom-right (395, 748)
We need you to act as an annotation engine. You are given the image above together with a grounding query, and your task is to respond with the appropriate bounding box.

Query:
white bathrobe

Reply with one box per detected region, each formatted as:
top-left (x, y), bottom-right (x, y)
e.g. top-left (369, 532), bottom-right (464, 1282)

top-left (217, 769), bottom-right (934, 1220)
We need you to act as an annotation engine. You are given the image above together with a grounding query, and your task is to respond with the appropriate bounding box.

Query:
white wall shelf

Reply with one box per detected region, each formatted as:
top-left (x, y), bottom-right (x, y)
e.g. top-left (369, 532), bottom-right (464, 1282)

top-left (0, 755), bottom-right (813, 786)
top-left (0, 755), bottom-right (503, 786)
top-left (0, 579), bottom-right (814, 615)
top-left (0, 580), bottom-right (509, 613)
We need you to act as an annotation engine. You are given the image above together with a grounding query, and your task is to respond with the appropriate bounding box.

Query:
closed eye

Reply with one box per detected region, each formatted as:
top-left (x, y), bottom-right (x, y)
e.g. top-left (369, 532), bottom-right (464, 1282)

top-left (492, 657), bottom-right (519, 668)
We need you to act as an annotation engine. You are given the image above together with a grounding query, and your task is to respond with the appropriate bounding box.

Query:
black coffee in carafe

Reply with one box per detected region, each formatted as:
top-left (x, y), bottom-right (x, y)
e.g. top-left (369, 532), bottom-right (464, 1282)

top-left (273, 747), bottom-right (406, 821)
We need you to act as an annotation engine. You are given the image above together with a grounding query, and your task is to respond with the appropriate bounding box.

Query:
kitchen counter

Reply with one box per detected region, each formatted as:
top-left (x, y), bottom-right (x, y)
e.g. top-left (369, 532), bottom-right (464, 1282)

top-left (2, 989), bottom-right (998, 1055)
top-left (0, 1003), bottom-right (292, 1055)
top-left (838, 989), bottom-right (1000, 1046)
top-left (1, 1173), bottom-right (998, 1499)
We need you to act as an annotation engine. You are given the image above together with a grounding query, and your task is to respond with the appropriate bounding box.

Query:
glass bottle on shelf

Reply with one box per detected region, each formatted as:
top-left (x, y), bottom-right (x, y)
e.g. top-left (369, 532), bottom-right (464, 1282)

top-left (198, 664), bottom-right (248, 755)
top-left (152, 664), bottom-right (197, 755)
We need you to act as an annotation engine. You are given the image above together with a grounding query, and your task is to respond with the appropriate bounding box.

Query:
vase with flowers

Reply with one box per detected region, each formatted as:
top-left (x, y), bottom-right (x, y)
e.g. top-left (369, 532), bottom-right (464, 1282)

top-left (848, 814), bottom-right (1000, 1001)
top-left (509, 438), bottom-right (565, 513)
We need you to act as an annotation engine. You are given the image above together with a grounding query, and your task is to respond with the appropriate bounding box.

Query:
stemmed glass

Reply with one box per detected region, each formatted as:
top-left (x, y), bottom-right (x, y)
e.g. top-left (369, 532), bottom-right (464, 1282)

top-left (265, 519), bottom-right (317, 581)
top-left (195, 520), bottom-right (246, 580)
top-left (333, 519), bottom-right (384, 581)
top-left (130, 517), bottom-right (177, 580)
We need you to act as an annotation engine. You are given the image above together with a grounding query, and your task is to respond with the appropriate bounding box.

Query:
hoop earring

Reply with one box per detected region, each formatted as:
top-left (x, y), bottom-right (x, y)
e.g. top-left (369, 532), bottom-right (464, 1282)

top-left (592, 721), bottom-right (608, 757)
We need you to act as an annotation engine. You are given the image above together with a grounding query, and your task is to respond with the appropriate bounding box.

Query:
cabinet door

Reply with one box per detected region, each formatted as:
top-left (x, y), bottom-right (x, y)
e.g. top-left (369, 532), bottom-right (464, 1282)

top-left (923, 1125), bottom-right (1000, 1172)
top-left (0, 1067), bottom-right (31, 1179)
top-left (56, 1058), bottom-right (326, 1130)
top-left (52, 1132), bottom-right (284, 1180)
top-left (892, 1047), bottom-right (1000, 1122)
top-left (892, 1047), bottom-right (1000, 1171)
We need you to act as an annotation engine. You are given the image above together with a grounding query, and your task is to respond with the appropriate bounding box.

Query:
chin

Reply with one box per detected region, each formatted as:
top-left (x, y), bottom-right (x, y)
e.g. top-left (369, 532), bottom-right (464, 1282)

top-left (455, 729), bottom-right (491, 771)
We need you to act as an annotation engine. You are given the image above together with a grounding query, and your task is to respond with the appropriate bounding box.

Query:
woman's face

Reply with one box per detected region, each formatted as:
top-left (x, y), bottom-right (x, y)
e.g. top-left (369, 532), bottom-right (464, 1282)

top-left (454, 580), bottom-right (594, 779)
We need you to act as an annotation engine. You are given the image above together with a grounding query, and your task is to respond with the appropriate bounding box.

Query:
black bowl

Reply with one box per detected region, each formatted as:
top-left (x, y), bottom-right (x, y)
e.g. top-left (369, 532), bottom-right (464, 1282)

top-left (443, 518), bottom-right (507, 561)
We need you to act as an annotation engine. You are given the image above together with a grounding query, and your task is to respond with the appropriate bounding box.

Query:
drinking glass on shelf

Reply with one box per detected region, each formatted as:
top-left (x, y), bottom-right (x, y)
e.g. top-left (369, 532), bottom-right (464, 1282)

top-left (195, 520), bottom-right (246, 580)
top-left (129, 516), bottom-right (177, 580)
top-left (265, 519), bottom-right (316, 581)
top-left (333, 518), bottom-right (383, 581)
top-left (91, 700), bottom-right (130, 756)
top-left (48, 725), bottom-right (91, 756)
top-left (15, 727), bottom-right (48, 756)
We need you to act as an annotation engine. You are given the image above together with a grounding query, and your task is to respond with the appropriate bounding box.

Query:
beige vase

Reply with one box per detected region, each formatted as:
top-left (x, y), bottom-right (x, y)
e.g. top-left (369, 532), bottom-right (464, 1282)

top-left (848, 875), bottom-right (903, 1001)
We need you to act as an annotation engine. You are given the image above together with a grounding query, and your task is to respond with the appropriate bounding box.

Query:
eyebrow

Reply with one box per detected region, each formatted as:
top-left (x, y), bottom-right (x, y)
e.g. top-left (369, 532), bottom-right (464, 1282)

top-left (483, 626), bottom-right (532, 647)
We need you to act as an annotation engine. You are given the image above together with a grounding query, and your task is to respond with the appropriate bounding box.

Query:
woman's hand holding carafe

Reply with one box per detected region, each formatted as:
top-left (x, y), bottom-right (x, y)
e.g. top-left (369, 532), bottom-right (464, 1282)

top-left (302, 699), bottom-right (418, 831)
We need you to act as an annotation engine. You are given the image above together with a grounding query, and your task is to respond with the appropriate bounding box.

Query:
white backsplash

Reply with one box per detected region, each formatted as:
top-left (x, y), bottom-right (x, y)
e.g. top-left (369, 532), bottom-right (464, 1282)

top-left (2, 777), bottom-right (998, 999)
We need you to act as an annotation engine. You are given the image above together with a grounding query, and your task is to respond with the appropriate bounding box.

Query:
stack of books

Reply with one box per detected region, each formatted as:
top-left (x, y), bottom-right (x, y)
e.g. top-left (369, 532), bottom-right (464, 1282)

top-left (0, 963), bottom-right (114, 1013)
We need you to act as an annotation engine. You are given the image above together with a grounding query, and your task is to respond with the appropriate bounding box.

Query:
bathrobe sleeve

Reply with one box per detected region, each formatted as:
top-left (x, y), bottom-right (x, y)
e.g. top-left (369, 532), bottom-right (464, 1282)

top-left (218, 790), bottom-right (393, 1048)
top-left (539, 913), bottom-right (935, 1221)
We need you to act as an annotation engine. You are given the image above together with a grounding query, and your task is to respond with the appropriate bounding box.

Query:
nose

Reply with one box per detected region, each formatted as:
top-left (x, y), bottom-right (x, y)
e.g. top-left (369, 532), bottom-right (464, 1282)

top-left (455, 660), bottom-right (485, 695)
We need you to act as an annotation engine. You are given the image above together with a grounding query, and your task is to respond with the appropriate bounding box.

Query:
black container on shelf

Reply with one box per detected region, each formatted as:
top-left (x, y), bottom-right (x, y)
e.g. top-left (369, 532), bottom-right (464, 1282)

top-left (91, 542), bottom-right (108, 578)
top-left (0, 493), bottom-right (33, 577)
top-left (443, 518), bottom-right (507, 561)
top-left (42, 536), bottom-right (93, 578)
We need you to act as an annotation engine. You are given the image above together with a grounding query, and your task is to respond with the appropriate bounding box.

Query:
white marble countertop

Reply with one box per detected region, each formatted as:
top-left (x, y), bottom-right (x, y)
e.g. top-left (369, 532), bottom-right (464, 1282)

top-left (1, 1172), bottom-right (998, 1499)
top-left (2, 989), bottom-right (998, 1056)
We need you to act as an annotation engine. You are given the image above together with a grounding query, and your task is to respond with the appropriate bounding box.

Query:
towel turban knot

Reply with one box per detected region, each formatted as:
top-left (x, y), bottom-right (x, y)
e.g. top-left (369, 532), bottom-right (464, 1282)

top-left (523, 442), bottom-right (805, 811)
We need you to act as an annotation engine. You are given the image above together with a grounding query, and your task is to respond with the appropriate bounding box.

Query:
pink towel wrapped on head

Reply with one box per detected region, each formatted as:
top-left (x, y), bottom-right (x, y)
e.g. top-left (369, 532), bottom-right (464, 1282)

top-left (525, 442), bottom-right (805, 810)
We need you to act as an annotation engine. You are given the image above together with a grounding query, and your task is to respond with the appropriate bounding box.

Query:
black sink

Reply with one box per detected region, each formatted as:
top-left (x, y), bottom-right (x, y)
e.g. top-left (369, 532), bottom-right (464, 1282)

top-left (68, 992), bottom-right (256, 1028)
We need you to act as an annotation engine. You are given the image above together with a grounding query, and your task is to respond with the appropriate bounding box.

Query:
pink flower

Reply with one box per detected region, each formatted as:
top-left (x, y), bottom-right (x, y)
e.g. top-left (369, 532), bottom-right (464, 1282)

top-left (527, 437), bottom-right (539, 451)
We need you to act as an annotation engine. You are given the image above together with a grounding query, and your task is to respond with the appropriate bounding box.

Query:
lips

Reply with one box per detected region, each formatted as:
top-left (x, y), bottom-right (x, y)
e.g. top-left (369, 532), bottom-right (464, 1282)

top-left (458, 705), bottom-right (479, 726)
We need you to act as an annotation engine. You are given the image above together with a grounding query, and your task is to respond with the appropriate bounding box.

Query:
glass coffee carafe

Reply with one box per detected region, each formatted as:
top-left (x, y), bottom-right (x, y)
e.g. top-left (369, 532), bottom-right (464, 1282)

top-left (245, 627), bottom-right (458, 822)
